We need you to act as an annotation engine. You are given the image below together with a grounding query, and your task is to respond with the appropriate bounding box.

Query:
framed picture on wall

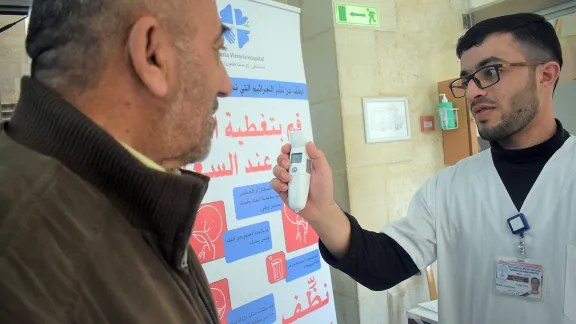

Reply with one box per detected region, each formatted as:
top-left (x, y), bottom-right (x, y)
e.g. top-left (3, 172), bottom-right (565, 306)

top-left (362, 97), bottom-right (411, 144)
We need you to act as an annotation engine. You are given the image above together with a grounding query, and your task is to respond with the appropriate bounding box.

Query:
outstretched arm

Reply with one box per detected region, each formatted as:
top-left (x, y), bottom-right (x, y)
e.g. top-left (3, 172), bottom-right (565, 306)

top-left (318, 212), bottom-right (420, 291)
top-left (271, 142), bottom-right (437, 291)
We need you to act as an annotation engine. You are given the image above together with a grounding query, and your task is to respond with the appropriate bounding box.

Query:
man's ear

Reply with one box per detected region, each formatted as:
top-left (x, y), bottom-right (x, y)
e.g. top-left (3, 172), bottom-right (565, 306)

top-left (127, 17), bottom-right (175, 98)
top-left (540, 61), bottom-right (561, 89)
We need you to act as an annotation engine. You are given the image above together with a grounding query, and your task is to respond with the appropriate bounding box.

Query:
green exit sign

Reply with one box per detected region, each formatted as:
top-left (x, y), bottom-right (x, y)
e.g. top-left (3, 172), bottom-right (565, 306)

top-left (335, 2), bottom-right (380, 28)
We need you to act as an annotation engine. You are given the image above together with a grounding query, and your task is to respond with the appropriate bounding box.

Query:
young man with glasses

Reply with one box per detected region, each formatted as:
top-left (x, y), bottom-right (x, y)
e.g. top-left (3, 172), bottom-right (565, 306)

top-left (271, 13), bottom-right (574, 323)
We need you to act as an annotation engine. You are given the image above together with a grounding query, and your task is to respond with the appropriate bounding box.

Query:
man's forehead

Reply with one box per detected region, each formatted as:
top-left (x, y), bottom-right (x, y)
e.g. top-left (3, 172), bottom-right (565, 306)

top-left (460, 33), bottom-right (525, 72)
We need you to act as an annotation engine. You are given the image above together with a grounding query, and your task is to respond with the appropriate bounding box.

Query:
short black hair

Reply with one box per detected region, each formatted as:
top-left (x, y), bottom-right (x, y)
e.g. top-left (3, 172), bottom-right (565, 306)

top-left (457, 13), bottom-right (563, 69)
top-left (531, 277), bottom-right (540, 284)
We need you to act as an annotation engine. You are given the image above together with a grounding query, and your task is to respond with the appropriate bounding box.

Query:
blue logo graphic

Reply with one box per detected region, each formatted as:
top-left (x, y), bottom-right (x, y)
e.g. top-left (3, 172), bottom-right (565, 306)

top-left (220, 4), bottom-right (251, 49)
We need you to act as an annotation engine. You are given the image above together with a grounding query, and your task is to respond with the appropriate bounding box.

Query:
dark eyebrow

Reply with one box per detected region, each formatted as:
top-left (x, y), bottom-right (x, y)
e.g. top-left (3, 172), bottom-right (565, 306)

top-left (477, 56), bottom-right (508, 68)
top-left (460, 56), bottom-right (509, 77)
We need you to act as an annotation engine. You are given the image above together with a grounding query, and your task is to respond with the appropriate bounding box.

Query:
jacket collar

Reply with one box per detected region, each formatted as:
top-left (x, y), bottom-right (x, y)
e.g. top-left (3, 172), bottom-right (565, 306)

top-left (5, 77), bottom-right (209, 269)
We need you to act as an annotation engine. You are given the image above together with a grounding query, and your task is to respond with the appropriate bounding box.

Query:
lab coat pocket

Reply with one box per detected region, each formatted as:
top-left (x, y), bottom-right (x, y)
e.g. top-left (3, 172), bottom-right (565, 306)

top-left (565, 245), bottom-right (576, 323)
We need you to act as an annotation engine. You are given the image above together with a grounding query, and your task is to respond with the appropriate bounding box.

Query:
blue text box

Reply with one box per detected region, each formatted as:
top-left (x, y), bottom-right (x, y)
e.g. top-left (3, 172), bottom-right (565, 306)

top-left (227, 293), bottom-right (276, 324)
top-left (230, 78), bottom-right (308, 100)
top-left (223, 221), bottom-right (272, 263)
top-left (233, 182), bottom-right (283, 220)
top-left (285, 250), bottom-right (322, 283)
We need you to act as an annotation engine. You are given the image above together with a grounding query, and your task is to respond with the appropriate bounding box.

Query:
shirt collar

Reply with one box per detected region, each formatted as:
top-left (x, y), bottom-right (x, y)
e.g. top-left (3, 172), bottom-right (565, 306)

top-left (119, 141), bottom-right (181, 175)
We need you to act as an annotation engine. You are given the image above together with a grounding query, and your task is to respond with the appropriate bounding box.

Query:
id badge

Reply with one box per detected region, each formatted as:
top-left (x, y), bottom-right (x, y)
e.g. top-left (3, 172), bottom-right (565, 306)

top-left (495, 258), bottom-right (544, 300)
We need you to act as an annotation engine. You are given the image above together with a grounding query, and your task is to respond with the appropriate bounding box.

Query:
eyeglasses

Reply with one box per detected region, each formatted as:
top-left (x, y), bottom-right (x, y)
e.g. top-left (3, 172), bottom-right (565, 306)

top-left (449, 62), bottom-right (544, 98)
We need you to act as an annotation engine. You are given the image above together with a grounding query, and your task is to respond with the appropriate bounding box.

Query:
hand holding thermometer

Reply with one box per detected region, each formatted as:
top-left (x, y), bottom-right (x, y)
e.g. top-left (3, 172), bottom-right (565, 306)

top-left (288, 130), bottom-right (311, 214)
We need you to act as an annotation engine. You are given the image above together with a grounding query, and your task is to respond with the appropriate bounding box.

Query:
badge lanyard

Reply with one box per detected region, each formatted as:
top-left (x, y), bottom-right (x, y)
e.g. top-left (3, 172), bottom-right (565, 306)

top-left (507, 213), bottom-right (530, 261)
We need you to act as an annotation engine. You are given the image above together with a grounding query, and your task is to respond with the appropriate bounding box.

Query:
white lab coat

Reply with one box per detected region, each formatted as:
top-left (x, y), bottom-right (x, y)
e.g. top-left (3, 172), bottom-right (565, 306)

top-left (383, 137), bottom-right (576, 324)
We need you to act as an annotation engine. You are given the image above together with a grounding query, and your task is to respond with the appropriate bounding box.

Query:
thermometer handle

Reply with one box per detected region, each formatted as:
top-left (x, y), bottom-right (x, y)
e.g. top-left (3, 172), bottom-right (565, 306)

top-left (288, 173), bottom-right (311, 213)
top-left (287, 130), bottom-right (312, 213)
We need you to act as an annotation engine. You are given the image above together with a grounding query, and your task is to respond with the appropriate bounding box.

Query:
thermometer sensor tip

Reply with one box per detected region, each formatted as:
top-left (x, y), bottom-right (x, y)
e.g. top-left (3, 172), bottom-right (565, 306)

top-left (289, 130), bottom-right (307, 147)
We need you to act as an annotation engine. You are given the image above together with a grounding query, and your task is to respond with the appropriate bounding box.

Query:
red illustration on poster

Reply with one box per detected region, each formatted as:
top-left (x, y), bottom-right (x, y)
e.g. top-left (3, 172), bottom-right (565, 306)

top-left (210, 279), bottom-right (231, 323)
top-left (282, 203), bottom-right (319, 253)
top-left (282, 276), bottom-right (331, 323)
top-left (266, 251), bottom-right (287, 284)
top-left (190, 201), bottom-right (228, 264)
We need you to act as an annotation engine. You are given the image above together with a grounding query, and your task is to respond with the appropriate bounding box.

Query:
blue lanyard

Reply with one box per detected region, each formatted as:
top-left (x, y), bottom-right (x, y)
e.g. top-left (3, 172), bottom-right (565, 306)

top-left (506, 213), bottom-right (530, 261)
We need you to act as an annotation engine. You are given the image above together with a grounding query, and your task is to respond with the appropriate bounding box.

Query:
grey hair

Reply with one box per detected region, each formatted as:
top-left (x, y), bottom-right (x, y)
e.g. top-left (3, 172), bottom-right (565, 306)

top-left (26, 0), bottom-right (183, 94)
top-left (26, 0), bottom-right (125, 92)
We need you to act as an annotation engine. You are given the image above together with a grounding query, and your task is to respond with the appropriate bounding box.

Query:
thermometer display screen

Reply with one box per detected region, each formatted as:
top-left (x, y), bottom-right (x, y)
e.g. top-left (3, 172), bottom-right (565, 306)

top-left (291, 153), bottom-right (303, 163)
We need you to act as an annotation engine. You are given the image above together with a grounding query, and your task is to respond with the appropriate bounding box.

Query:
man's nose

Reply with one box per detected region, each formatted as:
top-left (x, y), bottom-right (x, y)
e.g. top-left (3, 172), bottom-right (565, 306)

top-left (218, 65), bottom-right (233, 98)
top-left (465, 80), bottom-right (487, 101)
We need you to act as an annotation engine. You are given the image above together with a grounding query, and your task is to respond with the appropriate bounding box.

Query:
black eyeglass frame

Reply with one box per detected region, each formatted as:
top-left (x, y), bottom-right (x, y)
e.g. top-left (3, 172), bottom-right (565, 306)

top-left (449, 62), bottom-right (545, 98)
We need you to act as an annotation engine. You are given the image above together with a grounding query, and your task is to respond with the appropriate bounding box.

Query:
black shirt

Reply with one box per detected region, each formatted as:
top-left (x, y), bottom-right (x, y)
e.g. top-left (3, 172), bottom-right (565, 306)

top-left (319, 120), bottom-right (571, 291)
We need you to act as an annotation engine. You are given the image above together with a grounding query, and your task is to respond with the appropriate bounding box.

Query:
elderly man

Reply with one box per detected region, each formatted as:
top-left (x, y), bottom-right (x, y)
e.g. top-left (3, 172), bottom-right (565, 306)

top-left (0, 0), bottom-right (232, 323)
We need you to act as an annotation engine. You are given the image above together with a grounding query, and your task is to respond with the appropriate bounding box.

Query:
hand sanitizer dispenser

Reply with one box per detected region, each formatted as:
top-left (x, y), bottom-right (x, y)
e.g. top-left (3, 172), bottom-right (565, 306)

top-left (438, 94), bottom-right (457, 130)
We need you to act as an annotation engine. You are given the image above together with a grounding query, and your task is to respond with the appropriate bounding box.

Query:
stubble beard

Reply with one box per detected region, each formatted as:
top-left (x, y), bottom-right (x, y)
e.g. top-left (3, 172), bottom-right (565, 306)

top-left (187, 99), bottom-right (219, 163)
top-left (478, 76), bottom-right (539, 142)
top-left (170, 95), bottom-right (216, 166)
top-left (158, 52), bottom-right (215, 167)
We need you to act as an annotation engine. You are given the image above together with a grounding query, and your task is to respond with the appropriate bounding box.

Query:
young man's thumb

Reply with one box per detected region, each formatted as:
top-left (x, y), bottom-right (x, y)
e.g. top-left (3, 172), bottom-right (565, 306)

top-left (306, 142), bottom-right (327, 168)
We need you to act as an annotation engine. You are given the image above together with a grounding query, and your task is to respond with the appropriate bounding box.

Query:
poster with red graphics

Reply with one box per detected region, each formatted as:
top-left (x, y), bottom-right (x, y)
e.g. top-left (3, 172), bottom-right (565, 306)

top-left (183, 1), bottom-right (337, 323)
top-left (190, 201), bottom-right (228, 264)
top-left (266, 251), bottom-right (287, 284)
top-left (210, 279), bottom-right (231, 324)
top-left (282, 203), bottom-right (319, 253)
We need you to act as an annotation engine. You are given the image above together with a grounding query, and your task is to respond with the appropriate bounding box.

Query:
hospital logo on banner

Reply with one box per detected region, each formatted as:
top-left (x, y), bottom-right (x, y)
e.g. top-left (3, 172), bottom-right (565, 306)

top-left (220, 4), bottom-right (251, 49)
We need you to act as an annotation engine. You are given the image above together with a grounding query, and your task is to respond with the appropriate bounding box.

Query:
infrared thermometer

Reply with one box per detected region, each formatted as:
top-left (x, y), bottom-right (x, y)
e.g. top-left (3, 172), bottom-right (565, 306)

top-left (288, 131), bottom-right (311, 213)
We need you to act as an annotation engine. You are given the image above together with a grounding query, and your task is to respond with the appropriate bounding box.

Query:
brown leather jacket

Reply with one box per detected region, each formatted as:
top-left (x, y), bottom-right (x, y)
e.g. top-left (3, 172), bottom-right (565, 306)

top-left (0, 78), bottom-right (218, 324)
